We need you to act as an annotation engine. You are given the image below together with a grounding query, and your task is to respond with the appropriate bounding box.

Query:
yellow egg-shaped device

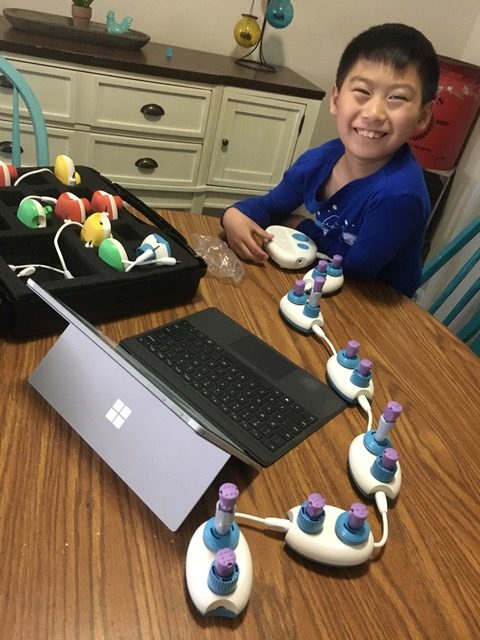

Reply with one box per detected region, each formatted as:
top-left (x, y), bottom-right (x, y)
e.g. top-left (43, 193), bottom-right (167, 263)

top-left (54, 155), bottom-right (81, 186)
top-left (81, 212), bottom-right (112, 247)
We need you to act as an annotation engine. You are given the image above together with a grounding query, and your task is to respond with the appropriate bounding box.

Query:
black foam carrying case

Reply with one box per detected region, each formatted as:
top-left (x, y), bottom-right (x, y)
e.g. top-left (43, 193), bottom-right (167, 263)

top-left (0, 165), bottom-right (207, 339)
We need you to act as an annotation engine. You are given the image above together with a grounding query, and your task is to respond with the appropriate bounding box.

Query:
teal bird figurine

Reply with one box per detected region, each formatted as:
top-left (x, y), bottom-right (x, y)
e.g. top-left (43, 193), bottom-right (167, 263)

top-left (105, 10), bottom-right (133, 34)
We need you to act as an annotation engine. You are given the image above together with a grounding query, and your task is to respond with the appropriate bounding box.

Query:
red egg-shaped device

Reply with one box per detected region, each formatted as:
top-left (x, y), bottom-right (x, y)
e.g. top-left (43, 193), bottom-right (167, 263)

top-left (55, 192), bottom-right (91, 223)
top-left (90, 190), bottom-right (123, 220)
top-left (0, 161), bottom-right (18, 186)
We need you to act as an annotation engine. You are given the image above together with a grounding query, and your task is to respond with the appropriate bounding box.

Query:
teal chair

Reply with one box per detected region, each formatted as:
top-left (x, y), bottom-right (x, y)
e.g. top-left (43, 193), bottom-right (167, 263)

top-left (0, 55), bottom-right (49, 166)
top-left (420, 216), bottom-right (480, 356)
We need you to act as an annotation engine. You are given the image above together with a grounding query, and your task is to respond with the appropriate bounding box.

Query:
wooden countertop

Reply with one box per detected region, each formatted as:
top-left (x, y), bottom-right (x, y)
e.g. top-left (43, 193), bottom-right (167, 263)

top-left (0, 16), bottom-right (325, 100)
top-left (1, 210), bottom-right (479, 639)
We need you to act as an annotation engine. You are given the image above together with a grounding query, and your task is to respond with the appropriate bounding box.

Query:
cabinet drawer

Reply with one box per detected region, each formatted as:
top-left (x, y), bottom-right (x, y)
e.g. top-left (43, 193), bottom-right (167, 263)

top-left (0, 120), bottom-right (81, 166)
top-left (129, 188), bottom-right (196, 210)
top-left (2, 59), bottom-right (79, 124)
top-left (80, 74), bottom-right (211, 139)
top-left (82, 132), bottom-right (203, 189)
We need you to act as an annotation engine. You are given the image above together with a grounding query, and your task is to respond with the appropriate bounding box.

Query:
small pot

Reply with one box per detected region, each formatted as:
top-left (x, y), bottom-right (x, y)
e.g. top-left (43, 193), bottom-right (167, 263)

top-left (71, 5), bottom-right (92, 30)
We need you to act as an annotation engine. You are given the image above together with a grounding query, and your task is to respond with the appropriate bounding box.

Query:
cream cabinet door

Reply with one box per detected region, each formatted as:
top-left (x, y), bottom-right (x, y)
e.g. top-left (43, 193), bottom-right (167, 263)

top-left (208, 90), bottom-right (306, 190)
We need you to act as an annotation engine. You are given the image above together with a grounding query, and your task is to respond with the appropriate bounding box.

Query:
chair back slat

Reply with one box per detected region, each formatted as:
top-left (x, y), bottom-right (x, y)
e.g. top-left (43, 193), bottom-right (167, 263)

top-left (421, 217), bottom-right (480, 283)
top-left (469, 330), bottom-right (480, 357)
top-left (420, 216), bottom-right (479, 355)
top-left (457, 310), bottom-right (480, 345)
top-left (12, 86), bottom-right (21, 166)
top-left (428, 248), bottom-right (480, 315)
top-left (441, 279), bottom-right (479, 326)
top-left (0, 55), bottom-right (49, 166)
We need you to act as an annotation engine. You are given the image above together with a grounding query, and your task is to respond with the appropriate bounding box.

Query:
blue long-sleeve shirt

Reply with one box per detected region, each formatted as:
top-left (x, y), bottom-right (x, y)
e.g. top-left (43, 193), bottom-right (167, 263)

top-left (230, 139), bottom-right (430, 297)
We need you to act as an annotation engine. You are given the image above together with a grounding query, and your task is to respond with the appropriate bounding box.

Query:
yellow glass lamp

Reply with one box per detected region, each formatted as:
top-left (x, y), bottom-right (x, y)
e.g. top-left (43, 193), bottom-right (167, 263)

top-left (234, 13), bottom-right (261, 48)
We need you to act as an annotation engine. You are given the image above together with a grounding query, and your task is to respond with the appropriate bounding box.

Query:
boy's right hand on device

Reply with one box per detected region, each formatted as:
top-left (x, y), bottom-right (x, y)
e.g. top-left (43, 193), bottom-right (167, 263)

top-left (222, 208), bottom-right (273, 263)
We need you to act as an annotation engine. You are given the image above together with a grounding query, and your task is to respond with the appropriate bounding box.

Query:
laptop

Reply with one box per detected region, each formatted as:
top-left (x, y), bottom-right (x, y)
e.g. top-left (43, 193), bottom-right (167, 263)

top-left (27, 280), bottom-right (344, 529)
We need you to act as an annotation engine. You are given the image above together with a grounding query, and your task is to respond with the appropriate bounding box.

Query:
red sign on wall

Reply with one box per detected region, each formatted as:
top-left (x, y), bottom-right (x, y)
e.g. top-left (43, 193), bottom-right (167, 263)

top-left (409, 56), bottom-right (480, 171)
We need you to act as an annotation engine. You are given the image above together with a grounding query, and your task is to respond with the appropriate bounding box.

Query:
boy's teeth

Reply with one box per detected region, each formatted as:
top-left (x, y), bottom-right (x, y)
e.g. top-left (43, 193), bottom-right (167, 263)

top-left (357, 128), bottom-right (383, 139)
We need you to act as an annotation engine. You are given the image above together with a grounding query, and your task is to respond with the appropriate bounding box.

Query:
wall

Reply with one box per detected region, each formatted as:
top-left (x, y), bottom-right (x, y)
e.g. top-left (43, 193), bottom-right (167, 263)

top-left (6, 1), bottom-right (480, 320)
top-left (10, 2), bottom-right (479, 144)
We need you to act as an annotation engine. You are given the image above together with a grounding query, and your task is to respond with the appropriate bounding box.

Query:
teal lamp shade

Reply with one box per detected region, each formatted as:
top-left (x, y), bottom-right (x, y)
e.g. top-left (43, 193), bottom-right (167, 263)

top-left (266, 0), bottom-right (294, 29)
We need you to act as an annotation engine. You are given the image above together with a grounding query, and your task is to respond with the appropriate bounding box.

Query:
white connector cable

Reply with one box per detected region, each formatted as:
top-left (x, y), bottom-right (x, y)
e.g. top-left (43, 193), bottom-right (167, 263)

top-left (123, 256), bottom-right (177, 271)
top-left (357, 393), bottom-right (373, 431)
top-left (53, 220), bottom-right (83, 278)
top-left (311, 323), bottom-right (337, 356)
top-left (10, 220), bottom-right (81, 280)
top-left (235, 512), bottom-right (291, 533)
top-left (13, 168), bottom-right (53, 186)
top-left (9, 263), bottom-right (67, 277)
top-left (372, 491), bottom-right (389, 549)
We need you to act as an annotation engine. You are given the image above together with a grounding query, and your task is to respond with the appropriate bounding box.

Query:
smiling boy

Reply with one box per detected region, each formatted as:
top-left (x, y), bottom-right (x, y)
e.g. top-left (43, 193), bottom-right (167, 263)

top-left (222, 24), bottom-right (440, 297)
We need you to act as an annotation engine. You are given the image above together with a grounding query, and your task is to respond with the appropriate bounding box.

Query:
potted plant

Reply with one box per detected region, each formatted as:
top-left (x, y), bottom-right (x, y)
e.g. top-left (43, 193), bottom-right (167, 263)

top-left (71, 0), bottom-right (94, 30)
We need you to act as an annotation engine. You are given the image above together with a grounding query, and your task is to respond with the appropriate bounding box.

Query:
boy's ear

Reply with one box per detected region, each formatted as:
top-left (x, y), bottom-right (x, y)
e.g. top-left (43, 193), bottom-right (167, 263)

top-left (415, 100), bottom-right (435, 133)
top-left (330, 85), bottom-right (340, 115)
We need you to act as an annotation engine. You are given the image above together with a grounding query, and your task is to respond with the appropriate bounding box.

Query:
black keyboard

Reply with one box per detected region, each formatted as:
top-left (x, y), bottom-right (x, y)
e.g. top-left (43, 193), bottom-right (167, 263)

top-left (121, 308), bottom-right (345, 466)
top-left (137, 320), bottom-right (317, 454)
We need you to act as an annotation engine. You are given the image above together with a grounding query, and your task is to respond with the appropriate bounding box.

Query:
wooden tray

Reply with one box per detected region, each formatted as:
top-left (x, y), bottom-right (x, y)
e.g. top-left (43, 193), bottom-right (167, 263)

top-left (3, 8), bottom-right (150, 50)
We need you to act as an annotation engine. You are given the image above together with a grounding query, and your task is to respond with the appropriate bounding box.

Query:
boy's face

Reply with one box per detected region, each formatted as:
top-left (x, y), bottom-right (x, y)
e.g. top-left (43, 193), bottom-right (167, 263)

top-left (330, 58), bottom-right (434, 169)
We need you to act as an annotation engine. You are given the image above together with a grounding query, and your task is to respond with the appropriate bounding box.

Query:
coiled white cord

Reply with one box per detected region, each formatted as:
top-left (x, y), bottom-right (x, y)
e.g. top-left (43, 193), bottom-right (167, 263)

top-left (9, 220), bottom-right (82, 280)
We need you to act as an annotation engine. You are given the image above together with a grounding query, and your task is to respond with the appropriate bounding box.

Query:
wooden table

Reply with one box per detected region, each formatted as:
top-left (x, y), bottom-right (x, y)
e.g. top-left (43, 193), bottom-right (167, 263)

top-left (1, 211), bottom-right (479, 640)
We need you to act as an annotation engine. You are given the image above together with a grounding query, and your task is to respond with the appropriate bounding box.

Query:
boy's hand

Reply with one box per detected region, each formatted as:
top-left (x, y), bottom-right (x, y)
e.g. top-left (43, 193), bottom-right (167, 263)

top-left (223, 207), bottom-right (273, 263)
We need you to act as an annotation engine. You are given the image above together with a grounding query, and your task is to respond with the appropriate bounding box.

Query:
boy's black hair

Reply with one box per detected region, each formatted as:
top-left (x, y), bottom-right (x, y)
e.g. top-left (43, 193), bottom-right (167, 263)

top-left (336, 23), bottom-right (440, 104)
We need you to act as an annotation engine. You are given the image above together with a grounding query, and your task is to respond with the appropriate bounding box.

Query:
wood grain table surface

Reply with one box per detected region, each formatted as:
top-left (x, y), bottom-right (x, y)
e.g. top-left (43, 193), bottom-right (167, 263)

top-left (1, 210), bottom-right (478, 640)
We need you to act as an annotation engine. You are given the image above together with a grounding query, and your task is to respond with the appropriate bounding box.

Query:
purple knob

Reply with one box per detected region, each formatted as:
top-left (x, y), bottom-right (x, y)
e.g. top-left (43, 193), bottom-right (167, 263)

top-left (383, 401), bottom-right (403, 423)
top-left (305, 493), bottom-right (326, 518)
top-left (381, 447), bottom-right (400, 470)
top-left (218, 483), bottom-right (239, 511)
top-left (214, 548), bottom-right (236, 578)
top-left (312, 276), bottom-right (325, 293)
top-left (345, 340), bottom-right (360, 359)
top-left (316, 259), bottom-right (328, 273)
top-left (348, 503), bottom-right (368, 529)
top-left (293, 279), bottom-right (306, 296)
top-left (357, 359), bottom-right (373, 376)
top-left (331, 254), bottom-right (343, 268)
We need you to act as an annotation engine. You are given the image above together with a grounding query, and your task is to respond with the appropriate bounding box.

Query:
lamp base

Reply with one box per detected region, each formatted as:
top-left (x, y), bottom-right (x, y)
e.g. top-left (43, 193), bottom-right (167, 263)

top-left (235, 58), bottom-right (276, 73)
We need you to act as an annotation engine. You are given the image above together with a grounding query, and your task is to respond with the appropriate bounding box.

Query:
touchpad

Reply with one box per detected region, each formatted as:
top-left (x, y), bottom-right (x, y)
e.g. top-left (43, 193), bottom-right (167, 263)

top-left (230, 335), bottom-right (294, 380)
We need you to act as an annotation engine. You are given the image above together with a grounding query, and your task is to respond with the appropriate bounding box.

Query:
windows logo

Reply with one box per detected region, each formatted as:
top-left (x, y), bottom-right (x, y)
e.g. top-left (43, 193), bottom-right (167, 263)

top-left (105, 399), bottom-right (132, 429)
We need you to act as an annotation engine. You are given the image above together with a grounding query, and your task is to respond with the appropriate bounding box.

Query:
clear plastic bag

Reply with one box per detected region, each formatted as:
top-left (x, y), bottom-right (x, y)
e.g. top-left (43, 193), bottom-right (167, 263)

top-left (192, 234), bottom-right (245, 285)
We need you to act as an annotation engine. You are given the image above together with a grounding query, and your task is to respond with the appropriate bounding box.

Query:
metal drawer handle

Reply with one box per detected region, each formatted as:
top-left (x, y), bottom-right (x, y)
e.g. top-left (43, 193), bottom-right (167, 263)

top-left (135, 157), bottom-right (158, 170)
top-left (140, 103), bottom-right (165, 117)
top-left (221, 138), bottom-right (229, 148)
top-left (0, 141), bottom-right (22, 154)
top-left (0, 75), bottom-right (13, 89)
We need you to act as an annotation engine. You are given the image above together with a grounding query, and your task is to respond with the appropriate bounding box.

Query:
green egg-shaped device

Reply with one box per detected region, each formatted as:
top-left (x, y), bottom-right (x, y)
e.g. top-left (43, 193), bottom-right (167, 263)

top-left (98, 238), bottom-right (128, 271)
